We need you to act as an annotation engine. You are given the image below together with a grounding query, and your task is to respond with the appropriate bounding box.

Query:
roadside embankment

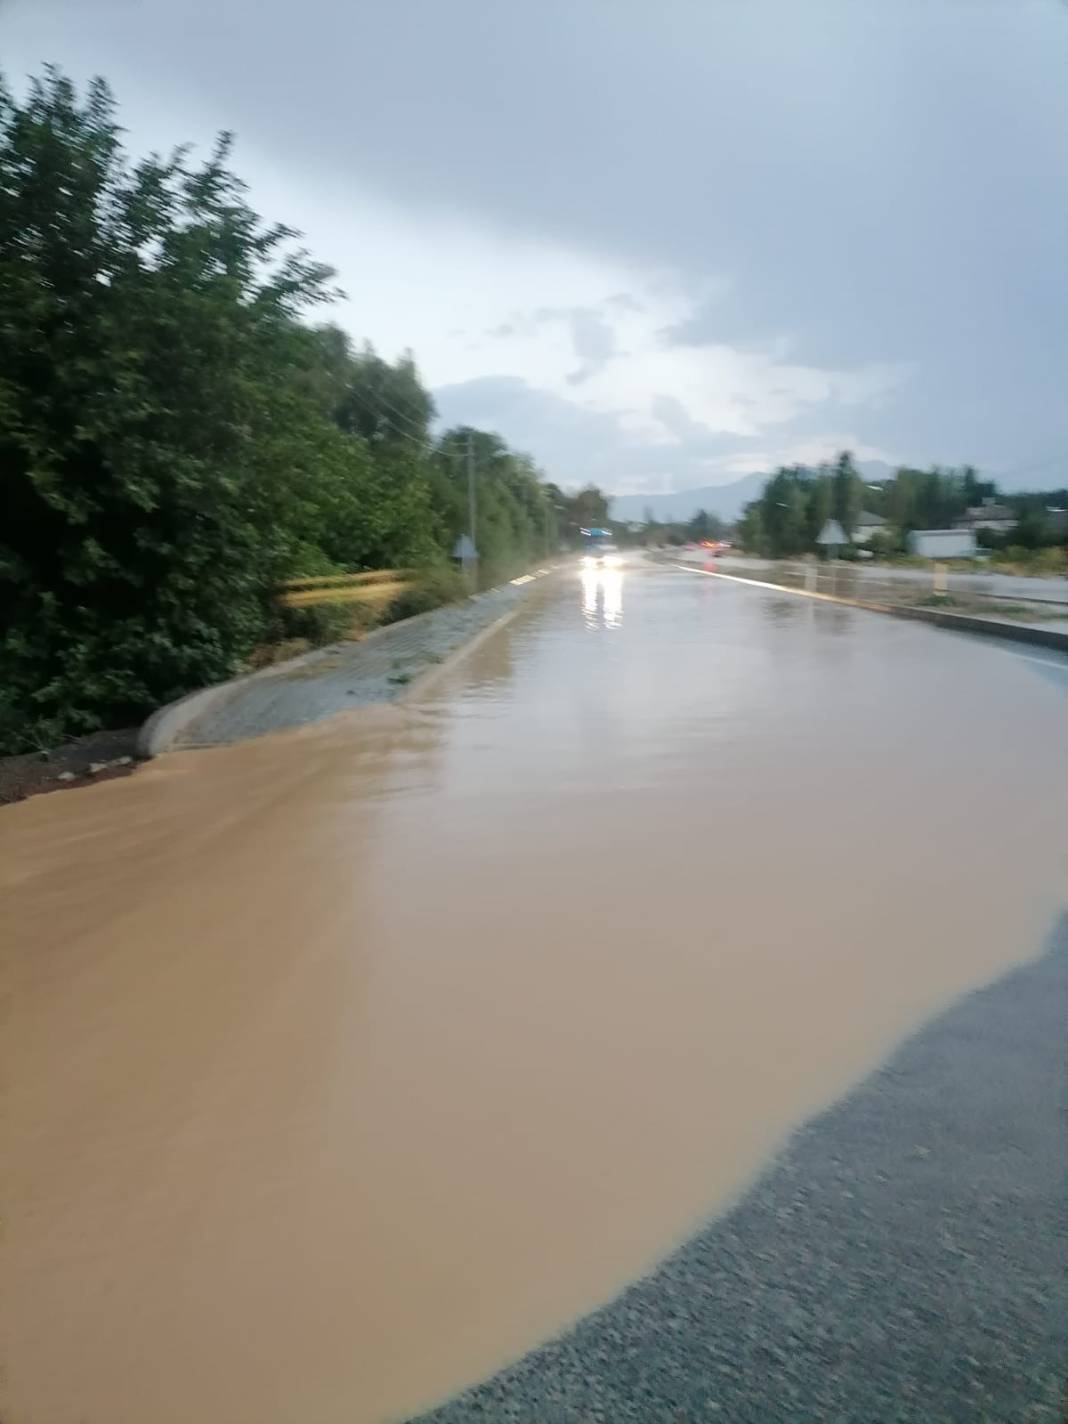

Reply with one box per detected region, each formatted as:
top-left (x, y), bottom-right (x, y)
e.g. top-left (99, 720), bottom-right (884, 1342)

top-left (0, 727), bottom-right (142, 806)
top-left (139, 569), bottom-right (557, 754)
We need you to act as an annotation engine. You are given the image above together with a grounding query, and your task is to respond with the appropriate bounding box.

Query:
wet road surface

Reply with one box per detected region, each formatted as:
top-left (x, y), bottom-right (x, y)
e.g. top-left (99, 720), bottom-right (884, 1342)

top-left (716, 553), bottom-right (1068, 602)
top-left (4, 560), bottom-right (1067, 1424)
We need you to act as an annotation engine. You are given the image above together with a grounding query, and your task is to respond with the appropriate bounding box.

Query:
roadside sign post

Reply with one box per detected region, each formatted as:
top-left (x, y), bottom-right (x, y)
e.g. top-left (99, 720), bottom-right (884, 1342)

top-left (452, 533), bottom-right (479, 582)
top-left (816, 519), bottom-right (847, 592)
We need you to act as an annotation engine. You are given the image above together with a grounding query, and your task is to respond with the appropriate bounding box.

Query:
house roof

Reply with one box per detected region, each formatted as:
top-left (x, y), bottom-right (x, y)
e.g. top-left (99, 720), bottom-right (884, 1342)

top-left (961, 503), bottom-right (1014, 522)
top-left (855, 509), bottom-right (887, 527)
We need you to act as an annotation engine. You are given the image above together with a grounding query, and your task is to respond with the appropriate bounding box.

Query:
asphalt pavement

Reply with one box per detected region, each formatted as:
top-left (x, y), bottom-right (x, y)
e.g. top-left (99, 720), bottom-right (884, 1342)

top-left (414, 918), bottom-right (1068, 1424)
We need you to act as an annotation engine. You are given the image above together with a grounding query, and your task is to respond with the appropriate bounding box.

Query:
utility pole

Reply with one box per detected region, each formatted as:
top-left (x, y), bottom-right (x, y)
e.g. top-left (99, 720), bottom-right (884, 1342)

top-left (450, 430), bottom-right (479, 582)
top-left (466, 428), bottom-right (477, 555)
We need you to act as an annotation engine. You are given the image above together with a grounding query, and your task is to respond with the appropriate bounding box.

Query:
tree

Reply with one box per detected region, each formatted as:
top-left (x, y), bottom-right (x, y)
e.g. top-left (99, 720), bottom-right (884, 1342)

top-left (832, 453), bottom-right (863, 539)
top-left (778, 481), bottom-right (808, 554)
top-left (0, 70), bottom-right (342, 748)
top-left (568, 484), bottom-right (611, 530)
top-left (0, 68), bottom-right (574, 752)
top-left (737, 501), bottom-right (766, 554)
top-left (333, 340), bottom-right (435, 446)
top-left (687, 508), bottom-right (724, 542)
top-left (431, 427), bottom-right (559, 583)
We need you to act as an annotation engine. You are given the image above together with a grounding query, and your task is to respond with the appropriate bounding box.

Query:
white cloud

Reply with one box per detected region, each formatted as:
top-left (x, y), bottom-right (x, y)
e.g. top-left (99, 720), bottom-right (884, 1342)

top-left (195, 145), bottom-right (911, 458)
top-left (464, 284), bottom-right (907, 448)
top-left (712, 436), bottom-right (898, 477)
top-left (236, 159), bottom-right (909, 478)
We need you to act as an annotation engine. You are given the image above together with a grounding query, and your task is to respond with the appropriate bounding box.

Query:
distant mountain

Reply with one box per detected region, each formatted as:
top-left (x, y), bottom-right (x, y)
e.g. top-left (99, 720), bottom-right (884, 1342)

top-left (609, 460), bottom-right (899, 525)
top-left (609, 473), bottom-right (766, 524)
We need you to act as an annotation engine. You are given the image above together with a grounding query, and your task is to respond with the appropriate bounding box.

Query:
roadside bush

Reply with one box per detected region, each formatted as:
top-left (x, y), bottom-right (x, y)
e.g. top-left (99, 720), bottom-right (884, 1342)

top-left (386, 566), bottom-right (466, 621)
top-left (269, 600), bottom-right (354, 647)
top-left (867, 529), bottom-right (903, 559)
top-left (993, 546), bottom-right (1068, 576)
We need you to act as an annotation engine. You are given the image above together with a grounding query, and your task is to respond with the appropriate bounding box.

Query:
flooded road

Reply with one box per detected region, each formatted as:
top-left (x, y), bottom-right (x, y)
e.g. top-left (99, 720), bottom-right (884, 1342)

top-left (716, 552), bottom-right (1068, 605)
top-left (4, 561), bottom-right (1067, 1424)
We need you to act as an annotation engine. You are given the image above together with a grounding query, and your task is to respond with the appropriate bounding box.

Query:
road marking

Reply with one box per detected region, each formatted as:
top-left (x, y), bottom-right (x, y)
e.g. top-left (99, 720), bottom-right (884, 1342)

top-left (669, 563), bottom-right (1068, 675)
top-left (1004, 651), bottom-right (1068, 672)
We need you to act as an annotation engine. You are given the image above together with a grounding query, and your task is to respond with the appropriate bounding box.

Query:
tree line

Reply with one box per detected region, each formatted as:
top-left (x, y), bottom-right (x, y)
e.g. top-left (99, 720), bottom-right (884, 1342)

top-left (737, 454), bottom-right (1067, 560)
top-left (0, 70), bottom-right (606, 754)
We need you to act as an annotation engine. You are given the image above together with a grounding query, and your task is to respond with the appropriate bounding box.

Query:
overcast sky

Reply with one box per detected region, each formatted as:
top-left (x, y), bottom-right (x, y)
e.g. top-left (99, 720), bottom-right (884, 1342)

top-left (5, 0), bottom-right (1068, 493)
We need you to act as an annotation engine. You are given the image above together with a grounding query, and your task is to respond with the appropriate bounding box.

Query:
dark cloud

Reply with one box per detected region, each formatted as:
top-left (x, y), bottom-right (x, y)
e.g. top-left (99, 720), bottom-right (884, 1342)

top-left (7, 0), bottom-right (1068, 487)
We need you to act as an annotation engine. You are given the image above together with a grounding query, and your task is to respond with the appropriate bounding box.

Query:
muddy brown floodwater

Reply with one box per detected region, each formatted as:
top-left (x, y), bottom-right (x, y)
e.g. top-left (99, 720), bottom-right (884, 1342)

top-left (3, 564), bottom-right (1067, 1424)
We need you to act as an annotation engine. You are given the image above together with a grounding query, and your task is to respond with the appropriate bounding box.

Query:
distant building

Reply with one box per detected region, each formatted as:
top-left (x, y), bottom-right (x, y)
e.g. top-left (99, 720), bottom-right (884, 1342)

top-left (908, 528), bottom-right (978, 559)
top-left (852, 510), bottom-right (888, 544)
top-left (956, 498), bottom-right (1016, 533)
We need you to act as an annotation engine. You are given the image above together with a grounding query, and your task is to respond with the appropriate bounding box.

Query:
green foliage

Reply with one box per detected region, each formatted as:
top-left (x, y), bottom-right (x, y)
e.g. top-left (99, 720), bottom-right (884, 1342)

top-left (687, 509), bottom-right (725, 542)
top-left (269, 599), bottom-right (355, 647)
top-left (563, 485), bottom-right (610, 533)
top-left (0, 70), bottom-right (576, 753)
top-left (832, 453), bottom-right (863, 538)
top-left (736, 452), bottom-right (1064, 563)
top-left (0, 70), bottom-right (341, 749)
top-left (430, 428), bottom-right (561, 585)
top-left (991, 545), bottom-right (1068, 575)
top-left (387, 566), bottom-right (466, 621)
top-left (737, 502), bottom-right (766, 555)
top-left (866, 528), bottom-right (903, 559)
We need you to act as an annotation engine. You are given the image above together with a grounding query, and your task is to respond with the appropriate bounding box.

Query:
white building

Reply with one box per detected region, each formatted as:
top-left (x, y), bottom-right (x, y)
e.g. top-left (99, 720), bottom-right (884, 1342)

top-left (907, 528), bottom-right (978, 559)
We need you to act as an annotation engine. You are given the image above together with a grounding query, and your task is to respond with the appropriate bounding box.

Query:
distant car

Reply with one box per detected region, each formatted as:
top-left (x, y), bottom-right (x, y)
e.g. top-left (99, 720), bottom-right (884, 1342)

top-left (582, 541), bottom-right (622, 568)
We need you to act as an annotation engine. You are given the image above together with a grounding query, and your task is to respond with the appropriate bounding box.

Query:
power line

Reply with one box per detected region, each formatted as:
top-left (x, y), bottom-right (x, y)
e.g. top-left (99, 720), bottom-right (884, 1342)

top-left (340, 383), bottom-right (429, 443)
top-left (360, 381), bottom-right (432, 435)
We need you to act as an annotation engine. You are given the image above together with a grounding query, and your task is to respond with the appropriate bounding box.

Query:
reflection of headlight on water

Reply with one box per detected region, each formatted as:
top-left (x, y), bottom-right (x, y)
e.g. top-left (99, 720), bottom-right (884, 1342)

top-left (580, 567), bottom-right (623, 628)
top-left (602, 553), bottom-right (621, 567)
top-left (581, 567), bottom-right (598, 617)
top-left (581, 554), bottom-right (596, 566)
top-left (601, 570), bottom-right (623, 626)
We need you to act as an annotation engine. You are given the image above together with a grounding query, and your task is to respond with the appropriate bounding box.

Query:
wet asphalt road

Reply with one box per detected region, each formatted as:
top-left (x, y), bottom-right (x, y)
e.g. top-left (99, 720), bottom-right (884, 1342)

top-left (416, 917), bottom-right (1068, 1424)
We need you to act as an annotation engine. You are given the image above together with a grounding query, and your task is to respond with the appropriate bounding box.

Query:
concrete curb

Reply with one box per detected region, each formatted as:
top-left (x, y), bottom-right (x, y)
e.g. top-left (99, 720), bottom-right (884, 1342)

top-left (138, 570), bottom-right (560, 757)
top-left (673, 565), bottom-right (1068, 656)
top-left (137, 603), bottom-right (446, 757)
top-left (399, 599), bottom-right (536, 704)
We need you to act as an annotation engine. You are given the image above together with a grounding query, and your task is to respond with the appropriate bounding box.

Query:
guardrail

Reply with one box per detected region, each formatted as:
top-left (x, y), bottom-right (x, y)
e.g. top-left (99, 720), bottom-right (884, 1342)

top-left (277, 569), bottom-right (415, 609)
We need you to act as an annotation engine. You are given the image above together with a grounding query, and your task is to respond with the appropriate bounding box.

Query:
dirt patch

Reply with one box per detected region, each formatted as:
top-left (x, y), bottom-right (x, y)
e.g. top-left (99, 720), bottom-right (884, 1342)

top-left (0, 727), bottom-right (142, 806)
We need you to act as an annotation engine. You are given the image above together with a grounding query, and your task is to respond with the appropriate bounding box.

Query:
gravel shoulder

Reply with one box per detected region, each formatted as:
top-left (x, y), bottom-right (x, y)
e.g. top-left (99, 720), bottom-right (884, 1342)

top-left (2, 576), bottom-right (550, 800)
top-left (143, 576), bottom-right (548, 751)
top-left (414, 918), bottom-right (1068, 1424)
